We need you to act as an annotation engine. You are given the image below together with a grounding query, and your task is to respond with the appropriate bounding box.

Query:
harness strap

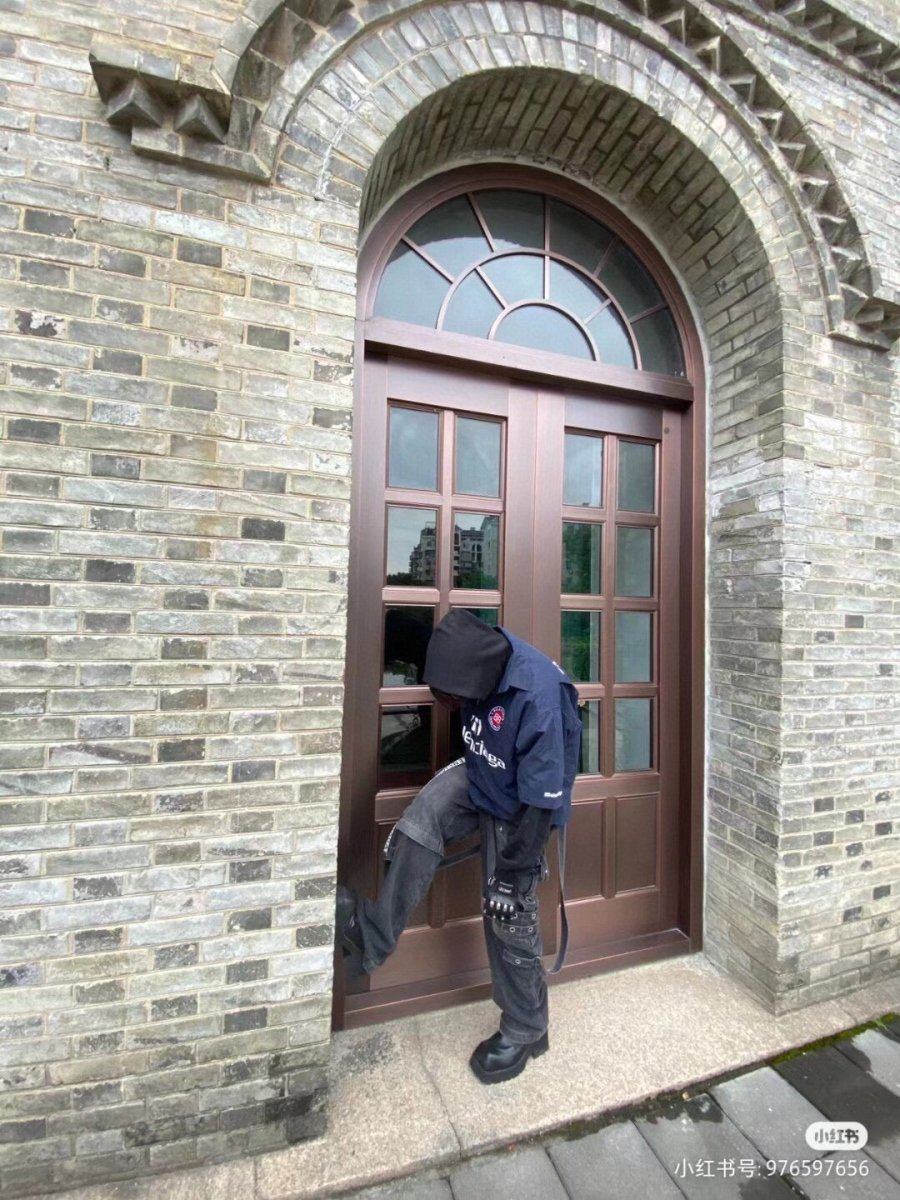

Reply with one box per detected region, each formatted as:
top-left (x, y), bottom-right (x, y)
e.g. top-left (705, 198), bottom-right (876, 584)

top-left (438, 843), bottom-right (481, 870)
top-left (547, 824), bottom-right (568, 975)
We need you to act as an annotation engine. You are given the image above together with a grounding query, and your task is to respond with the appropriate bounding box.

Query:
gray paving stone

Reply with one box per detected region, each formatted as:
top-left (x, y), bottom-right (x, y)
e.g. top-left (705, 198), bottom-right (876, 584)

top-left (547, 1120), bottom-right (684, 1200)
top-left (836, 1030), bottom-right (900, 1099)
top-left (774, 1047), bottom-right (900, 1181)
top-left (449, 1146), bottom-right (568, 1200)
top-left (710, 1065), bottom-right (900, 1200)
top-left (635, 1093), bottom-right (795, 1198)
top-left (349, 1175), bottom-right (453, 1200)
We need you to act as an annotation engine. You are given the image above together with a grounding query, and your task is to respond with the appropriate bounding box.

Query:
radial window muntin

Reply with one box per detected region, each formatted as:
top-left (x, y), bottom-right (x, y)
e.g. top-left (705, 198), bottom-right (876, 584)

top-left (372, 189), bottom-right (686, 378)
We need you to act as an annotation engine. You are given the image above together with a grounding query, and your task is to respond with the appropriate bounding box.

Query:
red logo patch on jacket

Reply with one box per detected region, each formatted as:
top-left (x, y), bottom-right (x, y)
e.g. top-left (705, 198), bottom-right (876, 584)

top-left (488, 706), bottom-right (505, 731)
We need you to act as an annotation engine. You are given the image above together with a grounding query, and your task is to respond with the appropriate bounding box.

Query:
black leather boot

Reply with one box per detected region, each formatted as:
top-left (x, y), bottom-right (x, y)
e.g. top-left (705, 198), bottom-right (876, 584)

top-left (469, 1029), bottom-right (549, 1084)
top-left (335, 884), bottom-right (365, 975)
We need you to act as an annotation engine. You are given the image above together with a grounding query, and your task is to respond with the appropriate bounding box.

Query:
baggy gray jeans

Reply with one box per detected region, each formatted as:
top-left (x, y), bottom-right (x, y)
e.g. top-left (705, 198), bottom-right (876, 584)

top-left (354, 759), bottom-right (549, 1044)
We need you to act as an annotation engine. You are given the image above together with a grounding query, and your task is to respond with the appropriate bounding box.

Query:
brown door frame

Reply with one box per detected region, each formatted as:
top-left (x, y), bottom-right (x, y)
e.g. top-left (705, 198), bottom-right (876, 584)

top-left (336, 165), bottom-right (706, 1029)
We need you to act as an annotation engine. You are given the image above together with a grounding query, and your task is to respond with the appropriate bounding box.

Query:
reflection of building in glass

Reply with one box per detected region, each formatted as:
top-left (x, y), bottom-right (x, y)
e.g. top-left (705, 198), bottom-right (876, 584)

top-left (408, 522), bottom-right (437, 582)
top-left (454, 516), bottom-right (498, 587)
top-left (454, 523), bottom-right (483, 577)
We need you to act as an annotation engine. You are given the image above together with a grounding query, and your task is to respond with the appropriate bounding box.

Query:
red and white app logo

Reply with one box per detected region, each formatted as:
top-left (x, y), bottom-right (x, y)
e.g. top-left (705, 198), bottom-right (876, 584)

top-left (488, 706), bottom-right (505, 732)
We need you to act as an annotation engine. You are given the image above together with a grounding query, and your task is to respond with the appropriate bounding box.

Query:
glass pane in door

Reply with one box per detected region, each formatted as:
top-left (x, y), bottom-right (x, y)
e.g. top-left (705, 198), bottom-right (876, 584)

top-left (389, 406), bottom-right (439, 491)
top-left (560, 610), bottom-right (601, 681)
top-left (380, 706), bottom-right (432, 773)
top-left (453, 512), bottom-right (500, 588)
top-left (564, 433), bottom-right (603, 507)
top-left (616, 526), bottom-right (653, 597)
top-left (618, 441), bottom-right (655, 512)
top-left (562, 522), bottom-right (602, 593)
top-left (455, 417), bottom-right (502, 497)
top-left (579, 701), bottom-right (601, 774)
top-left (615, 611), bottom-right (652, 683)
top-left (384, 606), bottom-right (434, 685)
top-left (386, 507), bottom-right (438, 585)
top-left (457, 606), bottom-right (500, 625)
top-left (615, 699), bottom-right (652, 771)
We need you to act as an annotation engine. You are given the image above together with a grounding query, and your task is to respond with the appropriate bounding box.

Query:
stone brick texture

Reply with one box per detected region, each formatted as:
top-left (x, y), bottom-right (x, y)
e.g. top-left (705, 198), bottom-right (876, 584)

top-left (0, 0), bottom-right (898, 1194)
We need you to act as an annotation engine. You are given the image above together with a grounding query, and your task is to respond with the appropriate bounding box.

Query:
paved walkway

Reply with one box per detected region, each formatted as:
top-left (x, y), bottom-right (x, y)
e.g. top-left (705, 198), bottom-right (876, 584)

top-left (54, 955), bottom-right (899, 1200)
top-left (347, 1015), bottom-right (900, 1200)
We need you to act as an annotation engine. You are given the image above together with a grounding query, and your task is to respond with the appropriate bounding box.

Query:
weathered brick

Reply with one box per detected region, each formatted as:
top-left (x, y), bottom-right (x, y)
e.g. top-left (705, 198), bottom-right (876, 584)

top-left (0, 582), bottom-right (50, 606)
top-left (23, 210), bottom-right (74, 238)
top-left (7, 418), bottom-right (60, 443)
top-left (161, 639), bottom-right (206, 660)
top-left (245, 325), bottom-right (290, 351)
top-left (90, 454), bottom-right (140, 479)
top-left (241, 518), bottom-right (285, 541)
top-left (157, 739), bottom-right (205, 763)
top-left (176, 240), bottom-right (222, 267)
top-left (98, 248), bottom-right (145, 277)
top-left (94, 349), bottom-right (143, 376)
top-left (84, 560), bottom-right (136, 584)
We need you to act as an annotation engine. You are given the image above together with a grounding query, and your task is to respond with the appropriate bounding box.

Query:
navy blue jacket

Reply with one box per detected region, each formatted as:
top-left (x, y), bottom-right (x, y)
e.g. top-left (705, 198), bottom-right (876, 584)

top-left (461, 630), bottom-right (581, 828)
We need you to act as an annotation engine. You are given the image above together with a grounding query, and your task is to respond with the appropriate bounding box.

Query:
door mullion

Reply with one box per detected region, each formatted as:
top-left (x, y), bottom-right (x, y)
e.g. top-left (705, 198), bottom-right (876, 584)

top-left (503, 386), bottom-right (539, 636)
top-left (657, 409), bottom-right (682, 926)
top-left (438, 409), bottom-right (455, 612)
top-left (601, 436), bottom-right (619, 779)
top-left (531, 390), bottom-right (566, 656)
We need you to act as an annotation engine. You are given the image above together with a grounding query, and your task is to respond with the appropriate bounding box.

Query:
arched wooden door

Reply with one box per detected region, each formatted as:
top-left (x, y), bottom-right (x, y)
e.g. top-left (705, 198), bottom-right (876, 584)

top-left (338, 170), bottom-right (704, 1028)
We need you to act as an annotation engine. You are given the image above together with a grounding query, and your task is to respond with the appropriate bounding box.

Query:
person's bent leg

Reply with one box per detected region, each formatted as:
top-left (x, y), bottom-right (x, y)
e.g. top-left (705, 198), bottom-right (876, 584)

top-left (340, 760), bottom-right (477, 974)
top-left (353, 832), bottom-right (441, 972)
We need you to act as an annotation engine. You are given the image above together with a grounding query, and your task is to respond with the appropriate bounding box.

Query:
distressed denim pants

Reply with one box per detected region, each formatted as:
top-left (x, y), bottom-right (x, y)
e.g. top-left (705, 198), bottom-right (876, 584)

top-left (354, 759), bottom-right (548, 1045)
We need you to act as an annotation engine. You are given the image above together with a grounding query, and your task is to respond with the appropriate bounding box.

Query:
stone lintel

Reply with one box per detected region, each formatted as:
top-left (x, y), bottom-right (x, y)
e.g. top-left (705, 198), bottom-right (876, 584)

top-left (130, 126), bottom-right (268, 181)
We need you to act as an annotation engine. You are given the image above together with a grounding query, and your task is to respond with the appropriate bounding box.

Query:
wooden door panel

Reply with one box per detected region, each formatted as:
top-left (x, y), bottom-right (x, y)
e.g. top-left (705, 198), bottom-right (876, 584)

top-left (614, 792), bottom-right (659, 893)
top-left (561, 800), bottom-right (606, 901)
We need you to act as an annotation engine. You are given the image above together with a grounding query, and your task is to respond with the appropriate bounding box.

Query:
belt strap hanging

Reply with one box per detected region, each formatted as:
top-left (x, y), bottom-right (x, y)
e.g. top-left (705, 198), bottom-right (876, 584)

top-left (548, 824), bottom-right (568, 975)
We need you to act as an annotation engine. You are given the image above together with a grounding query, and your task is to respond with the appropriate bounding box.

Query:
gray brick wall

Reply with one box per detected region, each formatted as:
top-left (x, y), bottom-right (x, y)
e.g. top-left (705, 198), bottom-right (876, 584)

top-left (1, 4), bottom-right (352, 1192)
top-left (0, 0), bottom-right (898, 1194)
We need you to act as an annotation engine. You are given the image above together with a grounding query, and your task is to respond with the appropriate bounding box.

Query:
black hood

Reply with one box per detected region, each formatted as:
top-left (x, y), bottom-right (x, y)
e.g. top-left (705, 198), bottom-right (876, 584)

top-left (422, 610), bottom-right (512, 701)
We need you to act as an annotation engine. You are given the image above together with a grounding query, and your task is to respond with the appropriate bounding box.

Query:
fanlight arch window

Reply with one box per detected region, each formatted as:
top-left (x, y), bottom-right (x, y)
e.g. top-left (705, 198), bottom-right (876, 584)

top-left (372, 189), bottom-right (686, 378)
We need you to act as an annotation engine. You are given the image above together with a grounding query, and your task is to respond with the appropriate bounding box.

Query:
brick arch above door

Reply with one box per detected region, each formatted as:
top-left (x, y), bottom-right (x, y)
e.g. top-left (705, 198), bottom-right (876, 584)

top-left (88, 0), bottom-right (900, 345)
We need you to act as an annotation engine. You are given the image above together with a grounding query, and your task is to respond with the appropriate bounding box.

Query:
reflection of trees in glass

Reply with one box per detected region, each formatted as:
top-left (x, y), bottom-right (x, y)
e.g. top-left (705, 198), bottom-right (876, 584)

top-left (578, 701), bottom-right (601, 774)
top-left (562, 523), bottom-right (601, 593)
top-left (561, 612), bottom-right (600, 682)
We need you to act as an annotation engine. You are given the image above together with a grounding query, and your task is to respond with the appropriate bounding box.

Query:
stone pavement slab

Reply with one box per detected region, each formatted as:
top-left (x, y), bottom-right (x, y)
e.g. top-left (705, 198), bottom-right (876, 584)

top-left (349, 1177), bottom-right (453, 1200)
top-left (710, 1065), bottom-right (900, 1200)
top-left (47, 1161), bottom-right (255, 1200)
top-left (448, 1146), bottom-right (568, 1200)
top-left (834, 980), bottom-right (899, 1028)
top-left (634, 1092), bottom-right (796, 1198)
top-left (836, 1029), bottom-right (900, 1098)
top-left (547, 1120), bottom-right (684, 1200)
top-left (774, 1046), bottom-right (900, 1182)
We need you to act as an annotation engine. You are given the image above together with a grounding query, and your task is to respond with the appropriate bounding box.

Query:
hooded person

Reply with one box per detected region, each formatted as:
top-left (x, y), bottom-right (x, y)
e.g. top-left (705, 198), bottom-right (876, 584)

top-left (335, 610), bottom-right (581, 1083)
